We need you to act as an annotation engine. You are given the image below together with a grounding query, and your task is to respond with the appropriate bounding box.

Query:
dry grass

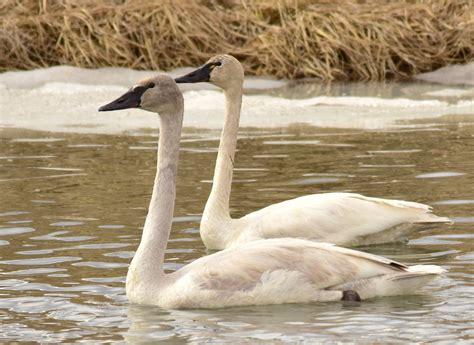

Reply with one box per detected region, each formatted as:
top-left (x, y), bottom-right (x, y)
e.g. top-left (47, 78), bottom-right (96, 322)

top-left (0, 0), bottom-right (472, 80)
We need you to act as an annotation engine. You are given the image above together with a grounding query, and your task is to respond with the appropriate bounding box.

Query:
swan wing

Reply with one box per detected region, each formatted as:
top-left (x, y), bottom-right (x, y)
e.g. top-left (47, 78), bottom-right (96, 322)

top-left (163, 239), bottom-right (444, 308)
top-left (235, 193), bottom-right (450, 246)
top-left (180, 239), bottom-right (406, 292)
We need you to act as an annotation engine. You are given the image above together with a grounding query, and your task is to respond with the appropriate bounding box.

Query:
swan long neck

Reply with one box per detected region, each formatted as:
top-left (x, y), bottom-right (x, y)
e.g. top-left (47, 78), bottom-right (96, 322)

top-left (203, 85), bottom-right (242, 221)
top-left (129, 106), bottom-right (183, 281)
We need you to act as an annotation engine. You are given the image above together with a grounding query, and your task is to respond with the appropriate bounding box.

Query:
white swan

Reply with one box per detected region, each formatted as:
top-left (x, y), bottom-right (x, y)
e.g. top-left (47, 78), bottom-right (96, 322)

top-left (175, 55), bottom-right (450, 250)
top-left (98, 75), bottom-right (445, 309)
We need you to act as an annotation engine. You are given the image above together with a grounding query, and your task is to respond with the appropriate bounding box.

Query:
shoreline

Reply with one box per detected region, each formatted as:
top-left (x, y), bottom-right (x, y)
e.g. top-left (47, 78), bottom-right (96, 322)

top-left (1, 1), bottom-right (472, 81)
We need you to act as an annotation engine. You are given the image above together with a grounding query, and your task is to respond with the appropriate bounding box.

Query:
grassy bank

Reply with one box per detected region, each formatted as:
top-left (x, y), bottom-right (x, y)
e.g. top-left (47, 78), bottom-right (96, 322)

top-left (0, 0), bottom-right (472, 80)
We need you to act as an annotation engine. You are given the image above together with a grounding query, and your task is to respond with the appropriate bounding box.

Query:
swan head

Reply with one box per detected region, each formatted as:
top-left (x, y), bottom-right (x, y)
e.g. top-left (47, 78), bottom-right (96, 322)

top-left (175, 54), bottom-right (244, 89)
top-left (98, 75), bottom-right (183, 114)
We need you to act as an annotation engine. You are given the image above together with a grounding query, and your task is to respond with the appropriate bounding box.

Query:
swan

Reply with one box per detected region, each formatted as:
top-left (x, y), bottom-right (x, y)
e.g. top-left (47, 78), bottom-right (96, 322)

top-left (175, 55), bottom-right (451, 250)
top-left (98, 74), bottom-right (445, 309)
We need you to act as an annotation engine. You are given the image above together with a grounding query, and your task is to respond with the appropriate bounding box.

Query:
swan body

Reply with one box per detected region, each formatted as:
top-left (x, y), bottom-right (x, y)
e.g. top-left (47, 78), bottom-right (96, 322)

top-left (175, 55), bottom-right (450, 250)
top-left (98, 74), bottom-right (445, 309)
top-left (201, 192), bottom-right (449, 249)
top-left (128, 238), bottom-right (444, 309)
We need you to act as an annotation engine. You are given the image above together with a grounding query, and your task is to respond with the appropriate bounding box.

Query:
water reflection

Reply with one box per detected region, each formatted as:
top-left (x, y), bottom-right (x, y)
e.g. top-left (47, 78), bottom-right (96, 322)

top-left (124, 294), bottom-right (458, 343)
top-left (0, 118), bottom-right (473, 342)
top-left (260, 80), bottom-right (474, 102)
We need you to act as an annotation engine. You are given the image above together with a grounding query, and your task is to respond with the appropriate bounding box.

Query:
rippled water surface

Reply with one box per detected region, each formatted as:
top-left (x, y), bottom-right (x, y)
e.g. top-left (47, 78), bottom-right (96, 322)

top-left (1, 87), bottom-right (474, 343)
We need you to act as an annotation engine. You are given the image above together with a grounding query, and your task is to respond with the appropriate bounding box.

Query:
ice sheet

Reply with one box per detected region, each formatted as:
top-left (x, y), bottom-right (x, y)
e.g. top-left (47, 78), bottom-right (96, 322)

top-left (1, 66), bottom-right (473, 135)
top-left (415, 62), bottom-right (474, 86)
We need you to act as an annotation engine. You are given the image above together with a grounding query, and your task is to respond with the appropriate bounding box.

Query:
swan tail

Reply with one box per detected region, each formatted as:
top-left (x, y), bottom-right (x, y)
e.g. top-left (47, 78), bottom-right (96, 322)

top-left (327, 265), bottom-right (445, 300)
top-left (403, 264), bottom-right (447, 276)
top-left (352, 194), bottom-right (452, 224)
top-left (375, 265), bottom-right (447, 297)
top-left (412, 214), bottom-right (453, 224)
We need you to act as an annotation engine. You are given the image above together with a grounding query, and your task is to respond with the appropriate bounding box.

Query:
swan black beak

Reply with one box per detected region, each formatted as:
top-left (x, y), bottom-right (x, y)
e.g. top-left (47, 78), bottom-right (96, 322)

top-left (175, 63), bottom-right (214, 84)
top-left (98, 86), bottom-right (148, 112)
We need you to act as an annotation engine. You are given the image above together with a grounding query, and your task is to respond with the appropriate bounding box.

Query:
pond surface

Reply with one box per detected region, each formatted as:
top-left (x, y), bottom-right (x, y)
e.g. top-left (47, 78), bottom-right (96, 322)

top-left (1, 81), bottom-right (473, 343)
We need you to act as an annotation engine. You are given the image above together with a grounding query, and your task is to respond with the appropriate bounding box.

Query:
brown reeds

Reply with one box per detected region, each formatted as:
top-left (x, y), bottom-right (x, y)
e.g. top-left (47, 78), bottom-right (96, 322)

top-left (0, 0), bottom-right (472, 80)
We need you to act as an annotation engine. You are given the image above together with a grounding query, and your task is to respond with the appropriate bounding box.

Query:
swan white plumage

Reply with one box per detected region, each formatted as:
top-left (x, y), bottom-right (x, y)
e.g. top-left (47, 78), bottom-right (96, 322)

top-left (98, 74), bottom-right (445, 309)
top-left (175, 55), bottom-right (451, 250)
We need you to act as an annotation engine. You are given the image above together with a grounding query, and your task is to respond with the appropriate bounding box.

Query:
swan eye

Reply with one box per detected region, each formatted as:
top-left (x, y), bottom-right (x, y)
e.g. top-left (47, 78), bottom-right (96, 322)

top-left (215, 61), bottom-right (222, 66)
top-left (148, 82), bottom-right (155, 88)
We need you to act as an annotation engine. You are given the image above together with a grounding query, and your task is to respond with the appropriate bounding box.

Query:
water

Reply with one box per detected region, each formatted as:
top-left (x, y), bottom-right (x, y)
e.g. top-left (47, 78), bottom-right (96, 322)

top-left (1, 73), bottom-right (473, 342)
top-left (1, 121), bottom-right (473, 343)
